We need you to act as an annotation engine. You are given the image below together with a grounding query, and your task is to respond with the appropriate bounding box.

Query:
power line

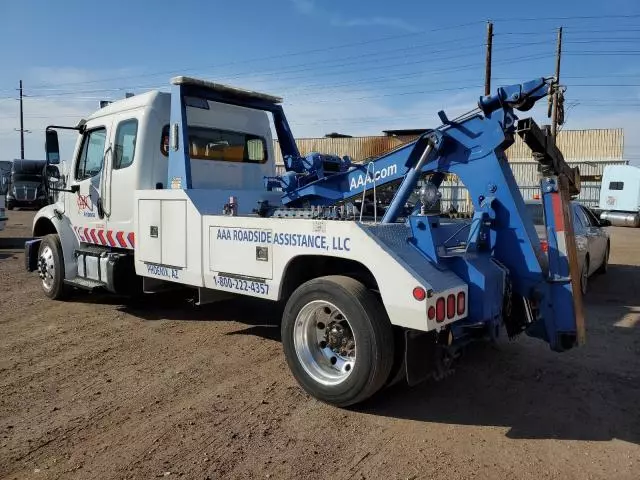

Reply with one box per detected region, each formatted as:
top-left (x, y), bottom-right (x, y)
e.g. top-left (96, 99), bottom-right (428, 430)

top-left (491, 13), bottom-right (640, 22)
top-left (22, 21), bottom-right (487, 91)
top-left (0, 49), bottom-right (555, 103)
top-left (565, 51), bottom-right (640, 55)
top-left (497, 28), bottom-right (640, 35)
top-left (6, 15), bottom-right (639, 96)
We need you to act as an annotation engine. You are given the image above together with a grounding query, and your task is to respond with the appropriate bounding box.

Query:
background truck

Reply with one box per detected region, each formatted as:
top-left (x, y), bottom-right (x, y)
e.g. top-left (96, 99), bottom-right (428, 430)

top-left (0, 160), bottom-right (10, 230)
top-left (6, 159), bottom-right (49, 210)
top-left (25, 75), bottom-right (585, 407)
top-left (0, 162), bottom-right (8, 231)
top-left (598, 164), bottom-right (640, 227)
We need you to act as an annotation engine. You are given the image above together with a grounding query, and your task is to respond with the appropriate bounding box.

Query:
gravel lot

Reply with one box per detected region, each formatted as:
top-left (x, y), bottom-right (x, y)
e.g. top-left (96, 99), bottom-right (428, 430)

top-left (1, 209), bottom-right (639, 480)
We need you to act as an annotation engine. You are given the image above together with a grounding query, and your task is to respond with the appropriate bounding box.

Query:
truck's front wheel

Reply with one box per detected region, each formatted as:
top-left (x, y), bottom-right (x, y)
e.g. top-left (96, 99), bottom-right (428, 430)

top-left (281, 275), bottom-right (394, 407)
top-left (37, 234), bottom-right (68, 300)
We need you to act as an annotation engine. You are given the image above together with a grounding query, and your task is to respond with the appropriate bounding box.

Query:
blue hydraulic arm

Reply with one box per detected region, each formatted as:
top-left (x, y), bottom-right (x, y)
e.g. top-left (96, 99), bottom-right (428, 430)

top-left (270, 77), bottom-right (584, 352)
top-left (272, 78), bottom-right (552, 208)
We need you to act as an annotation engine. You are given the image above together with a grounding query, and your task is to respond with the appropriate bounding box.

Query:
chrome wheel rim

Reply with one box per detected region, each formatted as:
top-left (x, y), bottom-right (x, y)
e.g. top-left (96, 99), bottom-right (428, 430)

top-left (293, 300), bottom-right (356, 386)
top-left (38, 246), bottom-right (55, 292)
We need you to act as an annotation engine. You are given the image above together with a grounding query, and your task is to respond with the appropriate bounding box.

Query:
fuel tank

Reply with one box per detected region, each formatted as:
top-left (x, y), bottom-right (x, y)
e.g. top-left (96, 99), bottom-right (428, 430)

top-left (600, 210), bottom-right (640, 228)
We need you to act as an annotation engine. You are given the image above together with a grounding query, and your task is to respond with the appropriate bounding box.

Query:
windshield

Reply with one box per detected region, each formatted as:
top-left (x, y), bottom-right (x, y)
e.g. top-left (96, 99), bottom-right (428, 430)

top-left (12, 173), bottom-right (42, 183)
top-left (525, 202), bottom-right (545, 226)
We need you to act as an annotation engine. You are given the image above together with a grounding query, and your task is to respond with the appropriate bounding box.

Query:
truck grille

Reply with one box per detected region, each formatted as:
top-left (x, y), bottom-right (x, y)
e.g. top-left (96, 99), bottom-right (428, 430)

top-left (15, 187), bottom-right (37, 201)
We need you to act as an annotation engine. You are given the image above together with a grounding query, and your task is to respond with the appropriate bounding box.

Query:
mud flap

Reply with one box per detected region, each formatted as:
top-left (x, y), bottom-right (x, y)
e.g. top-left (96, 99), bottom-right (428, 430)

top-left (24, 238), bottom-right (42, 272)
top-left (403, 329), bottom-right (457, 386)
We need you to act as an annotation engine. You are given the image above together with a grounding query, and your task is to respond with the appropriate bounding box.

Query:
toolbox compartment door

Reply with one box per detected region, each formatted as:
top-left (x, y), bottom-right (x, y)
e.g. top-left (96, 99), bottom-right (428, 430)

top-left (209, 226), bottom-right (273, 279)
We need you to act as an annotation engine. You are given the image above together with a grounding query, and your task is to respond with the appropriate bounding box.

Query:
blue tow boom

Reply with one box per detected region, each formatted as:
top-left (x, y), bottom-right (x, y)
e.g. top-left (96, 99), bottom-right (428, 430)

top-left (267, 77), bottom-right (584, 352)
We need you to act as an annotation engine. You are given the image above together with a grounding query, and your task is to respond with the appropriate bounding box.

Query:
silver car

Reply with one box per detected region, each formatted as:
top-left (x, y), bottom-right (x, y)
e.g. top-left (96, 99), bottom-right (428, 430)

top-left (524, 200), bottom-right (610, 294)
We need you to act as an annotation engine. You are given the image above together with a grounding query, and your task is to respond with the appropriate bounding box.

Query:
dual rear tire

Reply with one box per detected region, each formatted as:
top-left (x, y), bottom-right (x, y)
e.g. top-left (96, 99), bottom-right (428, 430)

top-left (281, 275), bottom-right (394, 407)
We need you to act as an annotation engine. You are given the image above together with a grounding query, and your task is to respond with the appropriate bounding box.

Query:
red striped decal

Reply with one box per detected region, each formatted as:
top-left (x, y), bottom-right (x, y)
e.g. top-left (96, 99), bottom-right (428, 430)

top-left (90, 229), bottom-right (99, 244)
top-left (97, 230), bottom-right (106, 245)
top-left (127, 232), bottom-right (135, 248)
top-left (116, 231), bottom-right (127, 248)
top-left (83, 228), bottom-right (90, 242)
top-left (551, 193), bottom-right (565, 232)
top-left (107, 230), bottom-right (115, 247)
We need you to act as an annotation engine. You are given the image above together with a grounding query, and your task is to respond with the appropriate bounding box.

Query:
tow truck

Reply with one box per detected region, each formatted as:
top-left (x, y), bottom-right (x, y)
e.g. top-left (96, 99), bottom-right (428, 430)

top-left (25, 76), bottom-right (585, 407)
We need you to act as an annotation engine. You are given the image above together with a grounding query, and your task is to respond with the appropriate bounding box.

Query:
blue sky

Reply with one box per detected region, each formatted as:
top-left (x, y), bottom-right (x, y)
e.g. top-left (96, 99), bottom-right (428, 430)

top-left (0, 0), bottom-right (639, 164)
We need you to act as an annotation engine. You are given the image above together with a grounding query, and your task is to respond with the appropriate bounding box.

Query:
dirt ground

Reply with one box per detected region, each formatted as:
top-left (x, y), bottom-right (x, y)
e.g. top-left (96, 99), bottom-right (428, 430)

top-left (1, 209), bottom-right (639, 480)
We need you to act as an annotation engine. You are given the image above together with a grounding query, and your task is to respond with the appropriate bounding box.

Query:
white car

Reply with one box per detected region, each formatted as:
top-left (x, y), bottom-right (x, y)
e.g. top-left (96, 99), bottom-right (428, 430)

top-left (524, 200), bottom-right (610, 295)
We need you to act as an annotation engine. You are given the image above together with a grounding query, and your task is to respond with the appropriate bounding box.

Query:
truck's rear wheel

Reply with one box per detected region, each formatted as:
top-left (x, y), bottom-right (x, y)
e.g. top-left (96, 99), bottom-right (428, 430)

top-left (281, 275), bottom-right (394, 407)
top-left (37, 234), bottom-right (68, 300)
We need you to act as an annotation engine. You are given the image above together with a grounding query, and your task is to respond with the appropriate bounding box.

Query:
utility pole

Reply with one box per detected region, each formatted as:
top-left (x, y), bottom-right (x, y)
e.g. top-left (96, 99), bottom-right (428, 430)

top-left (19, 80), bottom-right (24, 160)
top-left (484, 21), bottom-right (493, 96)
top-left (551, 27), bottom-right (563, 138)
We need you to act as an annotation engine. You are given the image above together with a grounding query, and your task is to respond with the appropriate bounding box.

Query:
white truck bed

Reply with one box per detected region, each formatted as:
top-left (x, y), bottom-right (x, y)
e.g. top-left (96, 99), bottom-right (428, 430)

top-left (133, 189), bottom-right (468, 332)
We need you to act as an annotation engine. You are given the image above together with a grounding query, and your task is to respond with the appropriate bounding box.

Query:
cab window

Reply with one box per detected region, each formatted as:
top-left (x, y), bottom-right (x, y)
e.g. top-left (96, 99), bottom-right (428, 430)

top-left (114, 119), bottom-right (138, 169)
top-left (160, 125), bottom-right (267, 163)
top-left (75, 128), bottom-right (107, 180)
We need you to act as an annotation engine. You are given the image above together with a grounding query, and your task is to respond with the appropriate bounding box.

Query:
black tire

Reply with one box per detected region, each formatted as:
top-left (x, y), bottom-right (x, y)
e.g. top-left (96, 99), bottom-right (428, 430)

top-left (281, 275), bottom-right (394, 407)
top-left (7, 201), bottom-right (14, 211)
top-left (580, 256), bottom-right (589, 296)
top-left (37, 234), bottom-right (69, 300)
top-left (596, 243), bottom-right (609, 275)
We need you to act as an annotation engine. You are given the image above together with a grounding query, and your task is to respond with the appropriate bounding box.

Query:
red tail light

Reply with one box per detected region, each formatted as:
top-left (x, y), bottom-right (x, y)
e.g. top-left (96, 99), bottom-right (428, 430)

top-left (436, 298), bottom-right (445, 323)
top-left (428, 306), bottom-right (436, 320)
top-left (446, 294), bottom-right (456, 319)
top-left (457, 292), bottom-right (466, 315)
top-left (413, 286), bottom-right (426, 301)
top-left (540, 240), bottom-right (548, 253)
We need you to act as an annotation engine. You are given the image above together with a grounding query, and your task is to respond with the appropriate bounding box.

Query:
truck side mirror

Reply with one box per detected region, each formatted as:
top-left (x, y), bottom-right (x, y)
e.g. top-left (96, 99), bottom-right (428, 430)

top-left (46, 165), bottom-right (61, 182)
top-left (45, 129), bottom-right (61, 165)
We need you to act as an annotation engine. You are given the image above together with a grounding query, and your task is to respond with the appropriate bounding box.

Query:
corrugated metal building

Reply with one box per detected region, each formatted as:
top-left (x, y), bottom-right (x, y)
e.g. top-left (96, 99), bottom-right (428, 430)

top-left (273, 128), bottom-right (625, 212)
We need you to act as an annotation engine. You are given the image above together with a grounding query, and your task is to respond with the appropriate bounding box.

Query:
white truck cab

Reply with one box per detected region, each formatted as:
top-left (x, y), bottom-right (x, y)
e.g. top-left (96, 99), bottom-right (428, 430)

top-left (598, 164), bottom-right (640, 227)
top-left (31, 83), bottom-right (281, 292)
top-left (40, 89), bottom-right (276, 247)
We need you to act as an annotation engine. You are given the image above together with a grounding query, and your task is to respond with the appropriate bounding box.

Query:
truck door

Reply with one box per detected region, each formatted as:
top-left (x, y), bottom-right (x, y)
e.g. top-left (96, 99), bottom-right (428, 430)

top-left (67, 122), bottom-right (111, 245)
top-left (99, 113), bottom-right (139, 249)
